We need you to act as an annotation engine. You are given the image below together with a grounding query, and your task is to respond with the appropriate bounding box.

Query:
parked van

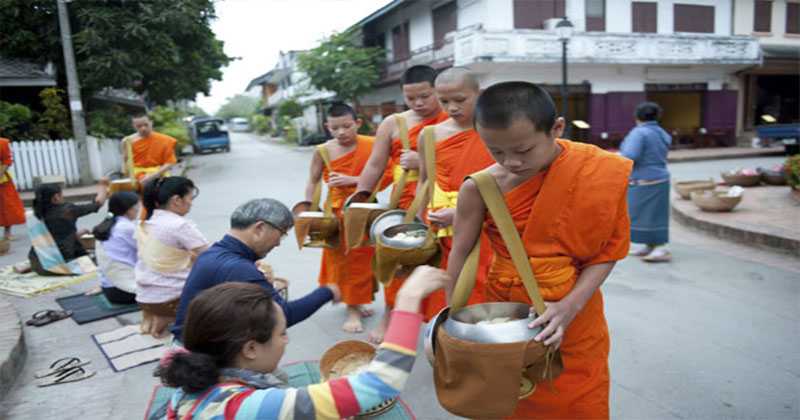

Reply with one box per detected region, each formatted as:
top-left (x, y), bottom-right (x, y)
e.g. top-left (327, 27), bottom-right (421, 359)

top-left (229, 117), bottom-right (250, 132)
top-left (189, 117), bottom-right (231, 154)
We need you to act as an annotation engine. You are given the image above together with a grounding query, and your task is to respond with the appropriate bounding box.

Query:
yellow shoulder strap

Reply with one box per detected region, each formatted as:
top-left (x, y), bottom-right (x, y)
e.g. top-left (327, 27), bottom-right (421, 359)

top-left (402, 127), bottom-right (437, 223)
top-left (313, 145), bottom-right (334, 216)
top-left (450, 171), bottom-right (547, 315)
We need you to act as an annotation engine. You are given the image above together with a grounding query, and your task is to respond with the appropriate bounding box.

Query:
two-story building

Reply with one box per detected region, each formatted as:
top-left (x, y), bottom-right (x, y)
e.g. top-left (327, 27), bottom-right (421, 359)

top-left (354, 0), bottom-right (764, 148)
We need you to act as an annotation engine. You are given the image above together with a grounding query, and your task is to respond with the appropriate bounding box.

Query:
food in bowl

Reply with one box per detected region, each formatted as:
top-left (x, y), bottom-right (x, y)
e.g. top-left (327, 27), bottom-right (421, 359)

top-left (476, 316), bottom-right (513, 325)
top-left (390, 229), bottom-right (427, 245)
top-left (327, 353), bottom-right (373, 379)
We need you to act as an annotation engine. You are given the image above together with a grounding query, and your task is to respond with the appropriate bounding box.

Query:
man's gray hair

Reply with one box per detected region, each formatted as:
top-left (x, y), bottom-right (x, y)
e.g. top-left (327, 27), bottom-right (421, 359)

top-left (230, 198), bottom-right (294, 232)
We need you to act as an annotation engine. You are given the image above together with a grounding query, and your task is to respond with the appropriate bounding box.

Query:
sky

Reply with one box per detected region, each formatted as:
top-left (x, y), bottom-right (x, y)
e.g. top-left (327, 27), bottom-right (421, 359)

top-left (194, 0), bottom-right (393, 114)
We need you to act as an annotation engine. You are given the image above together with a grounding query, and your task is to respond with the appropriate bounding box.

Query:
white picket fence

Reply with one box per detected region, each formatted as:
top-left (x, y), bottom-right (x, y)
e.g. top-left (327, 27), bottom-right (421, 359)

top-left (8, 138), bottom-right (123, 191)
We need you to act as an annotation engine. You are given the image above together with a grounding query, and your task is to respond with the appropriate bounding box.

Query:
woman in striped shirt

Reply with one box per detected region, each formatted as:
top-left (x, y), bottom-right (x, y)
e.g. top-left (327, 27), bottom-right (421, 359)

top-left (157, 265), bottom-right (449, 419)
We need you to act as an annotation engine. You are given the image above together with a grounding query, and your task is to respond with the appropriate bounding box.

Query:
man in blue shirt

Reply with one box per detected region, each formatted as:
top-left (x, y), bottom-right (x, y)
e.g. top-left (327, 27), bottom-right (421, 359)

top-left (171, 198), bottom-right (340, 341)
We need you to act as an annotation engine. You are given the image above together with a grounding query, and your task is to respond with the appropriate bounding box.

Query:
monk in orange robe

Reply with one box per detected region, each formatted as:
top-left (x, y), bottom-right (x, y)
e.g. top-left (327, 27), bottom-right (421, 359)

top-left (447, 82), bottom-right (632, 419)
top-left (122, 114), bottom-right (177, 186)
top-left (416, 68), bottom-right (495, 320)
top-left (353, 65), bottom-right (447, 343)
top-left (303, 103), bottom-right (384, 333)
top-left (0, 137), bottom-right (25, 242)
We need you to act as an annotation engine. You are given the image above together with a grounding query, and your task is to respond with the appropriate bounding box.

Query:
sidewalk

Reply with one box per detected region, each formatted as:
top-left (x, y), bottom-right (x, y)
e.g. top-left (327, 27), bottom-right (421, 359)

top-left (667, 145), bottom-right (786, 163)
top-left (671, 186), bottom-right (800, 257)
top-left (0, 297), bottom-right (25, 401)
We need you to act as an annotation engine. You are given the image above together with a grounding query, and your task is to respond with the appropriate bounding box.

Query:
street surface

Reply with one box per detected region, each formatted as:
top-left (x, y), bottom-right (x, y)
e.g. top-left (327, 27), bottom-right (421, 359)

top-left (0, 132), bottom-right (797, 419)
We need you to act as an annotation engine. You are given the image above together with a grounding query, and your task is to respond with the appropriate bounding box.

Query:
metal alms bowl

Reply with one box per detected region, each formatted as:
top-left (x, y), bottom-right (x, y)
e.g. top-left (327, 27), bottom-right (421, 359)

top-left (368, 209), bottom-right (421, 245)
top-left (424, 307), bottom-right (450, 366)
top-left (379, 223), bottom-right (429, 249)
top-left (443, 302), bottom-right (542, 344)
top-left (296, 211), bottom-right (339, 240)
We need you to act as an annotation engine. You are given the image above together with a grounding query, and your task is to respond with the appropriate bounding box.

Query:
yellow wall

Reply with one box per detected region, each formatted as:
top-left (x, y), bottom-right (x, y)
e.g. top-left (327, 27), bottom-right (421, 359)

top-left (648, 92), bottom-right (702, 132)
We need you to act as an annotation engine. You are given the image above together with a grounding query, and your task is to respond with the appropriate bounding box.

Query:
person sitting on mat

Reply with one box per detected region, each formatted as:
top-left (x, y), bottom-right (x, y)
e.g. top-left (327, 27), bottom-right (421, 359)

top-left (157, 265), bottom-right (449, 419)
top-left (92, 191), bottom-right (141, 305)
top-left (135, 176), bottom-right (209, 338)
top-left (28, 179), bottom-right (109, 276)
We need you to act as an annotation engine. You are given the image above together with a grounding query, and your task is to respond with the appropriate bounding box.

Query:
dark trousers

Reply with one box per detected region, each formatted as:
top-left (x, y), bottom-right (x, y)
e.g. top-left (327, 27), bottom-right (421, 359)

top-left (102, 286), bottom-right (137, 305)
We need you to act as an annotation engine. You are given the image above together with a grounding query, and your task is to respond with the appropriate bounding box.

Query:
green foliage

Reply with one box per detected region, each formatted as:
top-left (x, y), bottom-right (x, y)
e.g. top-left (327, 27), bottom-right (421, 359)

top-left (357, 115), bottom-right (374, 135)
top-left (87, 105), bottom-right (131, 138)
top-left (0, 0), bottom-right (232, 104)
top-left (284, 124), bottom-right (299, 144)
top-left (786, 155), bottom-right (800, 189)
top-left (0, 101), bottom-right (34, 139)
top-left (297, 30), bottom-right (384, 105)
top-left (216, 94), bottom-right (259, 120)
top-left (277, 99), bottom-right (303, 120)
top-left (250, 114), bottom-right (272, 136)
top-left (36, 88), bottom-right (70, 138)
top-left (150, 105), bottom-right (190, 148)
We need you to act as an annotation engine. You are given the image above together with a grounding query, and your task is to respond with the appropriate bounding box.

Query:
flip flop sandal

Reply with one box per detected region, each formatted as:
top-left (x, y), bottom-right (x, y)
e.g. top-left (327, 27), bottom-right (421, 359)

top-left (37, 366), bottom-right (96, 387)
top-left (26, 310), bottom-right (73, 327)
top-left (35, 357), bottom-right (91, 379)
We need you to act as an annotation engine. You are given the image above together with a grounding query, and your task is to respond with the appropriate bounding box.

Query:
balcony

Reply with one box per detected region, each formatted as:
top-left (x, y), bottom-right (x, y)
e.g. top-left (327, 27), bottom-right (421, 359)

top-left (453, 28), bottom-right (762, 67)
top-left (380, 35), bottom-right (455, 83)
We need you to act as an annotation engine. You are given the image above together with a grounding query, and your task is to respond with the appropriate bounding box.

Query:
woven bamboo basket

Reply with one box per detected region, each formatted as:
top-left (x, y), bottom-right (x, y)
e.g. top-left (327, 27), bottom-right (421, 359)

top-left (674, 180), bottom-right (715, 199)
top-left (320, 340), bottom-right (397, 417)
top-left (690, 190), bottom-right (743, 212)
top-left (109, 178), bottom-right (137, 194)
top-left (760, 170), bottom-right (787, 186)
top-left (721, 172), bottom-right (761, 187)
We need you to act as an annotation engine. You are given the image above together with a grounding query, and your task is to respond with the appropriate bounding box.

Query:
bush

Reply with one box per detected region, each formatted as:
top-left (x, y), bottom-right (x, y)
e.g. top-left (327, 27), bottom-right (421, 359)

top-left (786, 155), bottom-right (800, 190)
top-left (35, 88), bottom-right (70, 138)
top-left (149, 105), bottom-right (190, 150)
top-left (250, 114), bottom-right (272, 135)
top-left (277, 99), bottom-right (303, 120)
top-left (0, 101), bottom-right (34, 139)
top-left (87, 105), bottom-right (132, 138)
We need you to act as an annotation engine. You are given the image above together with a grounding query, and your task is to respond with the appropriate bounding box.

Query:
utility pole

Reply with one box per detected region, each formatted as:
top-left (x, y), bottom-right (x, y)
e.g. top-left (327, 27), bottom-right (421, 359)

top-left (56, 0), bottom-right (92, 184)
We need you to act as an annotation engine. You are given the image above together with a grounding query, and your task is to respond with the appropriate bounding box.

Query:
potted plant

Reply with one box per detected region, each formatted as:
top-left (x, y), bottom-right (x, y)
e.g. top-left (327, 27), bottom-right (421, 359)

top-left (786, 155), bottom-right (800, 202)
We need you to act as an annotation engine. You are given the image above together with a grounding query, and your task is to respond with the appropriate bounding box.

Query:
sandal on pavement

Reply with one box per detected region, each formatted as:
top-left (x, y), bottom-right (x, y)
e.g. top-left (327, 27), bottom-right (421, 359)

top-left (35, 357), bottom-right (92, 379)
top-left (25, 310), bottom-right (73, 327)
top-left (643, 248), bottom-right (672, 263)
top-left (629, 244), bottom-right (654, 257)
top-left (37, 366), bottom-right (96, 387)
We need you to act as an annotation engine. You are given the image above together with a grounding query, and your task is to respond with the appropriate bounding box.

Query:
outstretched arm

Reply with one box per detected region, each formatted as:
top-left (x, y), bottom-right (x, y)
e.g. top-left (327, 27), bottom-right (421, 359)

top-left (355, 117), bottom-right (395, 193)
top-left (445, 179), bottom-right (486, 300)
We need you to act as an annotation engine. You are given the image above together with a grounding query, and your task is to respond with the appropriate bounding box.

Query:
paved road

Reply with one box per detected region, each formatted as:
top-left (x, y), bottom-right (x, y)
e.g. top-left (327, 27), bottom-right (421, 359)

top-left (1, 133), bottom-right (797, 419)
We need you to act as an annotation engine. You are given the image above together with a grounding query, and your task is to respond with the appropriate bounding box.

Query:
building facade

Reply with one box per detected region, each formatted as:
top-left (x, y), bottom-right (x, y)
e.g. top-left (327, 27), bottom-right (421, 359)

top-left (355, 0), bottom-right (766, 148)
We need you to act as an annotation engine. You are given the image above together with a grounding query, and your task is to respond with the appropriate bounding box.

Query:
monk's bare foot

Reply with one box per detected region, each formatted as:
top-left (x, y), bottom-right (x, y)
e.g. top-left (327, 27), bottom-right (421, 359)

top-left (367, 311), bottom-right (390, 344)
top-left (342, 306), bottom-right (364, 333)
top-left (357, 305), bottom-right (374, 318)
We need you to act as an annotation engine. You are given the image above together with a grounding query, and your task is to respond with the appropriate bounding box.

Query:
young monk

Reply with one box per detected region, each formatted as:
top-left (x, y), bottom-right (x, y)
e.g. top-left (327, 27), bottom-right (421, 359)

top-left (353, 65), bottom-right (448, 342)
top-left (302, 103), bottom-right (380, 333)
top-left (122, 114), bottom-right (178, 186)
top-left (415, 67), bottom-right (495, 320)
top-left (446, 82), bottom-right (633, 419)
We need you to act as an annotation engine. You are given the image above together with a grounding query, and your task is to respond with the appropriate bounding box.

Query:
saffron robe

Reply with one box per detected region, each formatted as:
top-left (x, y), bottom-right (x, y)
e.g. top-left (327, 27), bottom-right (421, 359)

top-left (422, 128), bottom-right (495, 320)
top-left (318, 136), bottom-right (378, 306)
top-left (0, 138), bottom-right (25, 227)
top-left (129, 132), bottom-right (177, 181)
top-left (483, 140), bottom-right (632, 419)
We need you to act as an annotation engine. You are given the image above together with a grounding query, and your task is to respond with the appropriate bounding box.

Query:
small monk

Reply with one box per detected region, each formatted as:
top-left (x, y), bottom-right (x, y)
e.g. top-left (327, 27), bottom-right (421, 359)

top-left (122, 114), bottom-right (178, 186)
top-left (415, 67), bottom-right (495, 320)
top-left (0, 136), bottom-right (25, 245)
top-left (303, 103), bottom-right (380, 333)
top-left (446, 81), bottom-right (632, 419)
top-left (353, 65), bottom-right (448, 343)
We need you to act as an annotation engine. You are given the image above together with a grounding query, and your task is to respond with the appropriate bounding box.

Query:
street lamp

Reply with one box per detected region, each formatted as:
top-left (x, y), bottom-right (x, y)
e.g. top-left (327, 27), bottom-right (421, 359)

top-left (556, 17), bottom-right (574, 138)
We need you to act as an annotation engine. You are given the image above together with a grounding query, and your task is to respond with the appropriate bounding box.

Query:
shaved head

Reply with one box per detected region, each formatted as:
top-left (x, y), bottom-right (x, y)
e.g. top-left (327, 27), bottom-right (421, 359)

top-left (435, 67), bottom-right (480, 92)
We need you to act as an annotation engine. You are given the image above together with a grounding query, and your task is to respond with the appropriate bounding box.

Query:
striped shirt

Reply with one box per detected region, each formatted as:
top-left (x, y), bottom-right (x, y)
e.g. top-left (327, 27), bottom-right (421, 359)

top-left (167, 310), bottom-right (422, 419)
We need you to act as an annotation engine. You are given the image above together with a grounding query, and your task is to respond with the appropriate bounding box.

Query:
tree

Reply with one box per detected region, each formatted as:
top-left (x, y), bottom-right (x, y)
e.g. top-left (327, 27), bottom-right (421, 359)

top-left (215, 94), bottom-right (259, 120)
top-left (0, 0), bottom-right (232, 105)
top-left (296, 30), bottom-right (384, 108)
top-left (36, 88), bottom-right (71, 138)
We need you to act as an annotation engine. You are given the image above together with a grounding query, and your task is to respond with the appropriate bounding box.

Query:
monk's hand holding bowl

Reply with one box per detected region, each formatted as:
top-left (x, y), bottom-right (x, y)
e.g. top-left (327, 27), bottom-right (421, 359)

top-left (328, 172), bottom-right (357, 188)
top-left (399, 150), bottom-right (420, 170)
top-left (529, 300), bottom-right (580, 350)
top-left (428, 208), bottom-right (455, 228)
top-left (291, 201), bottom-right (311, 217)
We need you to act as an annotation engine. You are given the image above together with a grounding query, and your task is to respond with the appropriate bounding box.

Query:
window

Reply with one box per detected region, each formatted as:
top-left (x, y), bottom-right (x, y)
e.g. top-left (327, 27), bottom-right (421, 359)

top-left (392, 22), bottom-right (410, 61)
top-left (514, 0), bottom-right (565, 29)
top-left (787, 2), bottom-right (800, 34)
top-left (674, 4), bottom-right (714, 33)
top-left (585, 0), bottom-right (605, 31)
top-left (433, 1), bottom-right (458, 49)
top-left (632, 2), bottom-right (657, 33)
top-left (754, 1), bottom-right (772, 32)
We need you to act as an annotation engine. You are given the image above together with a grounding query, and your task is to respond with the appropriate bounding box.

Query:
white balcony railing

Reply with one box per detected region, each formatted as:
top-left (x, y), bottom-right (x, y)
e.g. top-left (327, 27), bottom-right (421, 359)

top-left (454, 28), bottom-right (762, 66)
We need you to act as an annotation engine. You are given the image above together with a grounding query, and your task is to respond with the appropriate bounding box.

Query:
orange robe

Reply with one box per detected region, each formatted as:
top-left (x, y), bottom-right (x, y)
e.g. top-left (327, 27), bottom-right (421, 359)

top-left (383, 111), bottom-right (448, 308)
top-left (130, 132), bottom-right (177, 182)
top-left (422, 129), bottom-right (495, 320)
top-left (317, 136), bottom-right (377, 306)
top-left (483, 140), bottom-right (632, 419)
top-left (0, 138), bottom-right (25, 228)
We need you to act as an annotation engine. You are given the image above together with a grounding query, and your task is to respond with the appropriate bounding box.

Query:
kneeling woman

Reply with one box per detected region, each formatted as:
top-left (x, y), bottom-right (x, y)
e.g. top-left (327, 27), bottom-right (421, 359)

top-left (135, 177), bottom-right (208, 337)
top-left (92, 192), bottom-right (140, 304)
top-left (157, 266), bottom-right (448, 419)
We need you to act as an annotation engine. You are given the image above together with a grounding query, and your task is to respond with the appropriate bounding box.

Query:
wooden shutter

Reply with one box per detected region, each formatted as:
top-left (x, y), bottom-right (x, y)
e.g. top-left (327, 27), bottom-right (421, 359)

top-left (787, 2), bottom-right (800, 34)
top-left (632, 2), bottom-right (657, 33)
top-left (754, 1), bottom-right (772, 32)
top-left (433, 1), bottom-right (458, 49)
top-left (674, 4), bottom-right (715, 33)
top-left (514, 0), bottom-right (564, 29)
top-left (585, 0), bottom-right (605, 31)
top-left (392, 22), bottom-right (410, 61)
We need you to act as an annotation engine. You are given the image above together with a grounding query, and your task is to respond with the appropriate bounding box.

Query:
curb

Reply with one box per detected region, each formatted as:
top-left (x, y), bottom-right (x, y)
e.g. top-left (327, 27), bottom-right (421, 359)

top-left (667, 149), bottom-right (786, 163)
top-left (671, 201), bottom-right (800, 257)
top-left (0, 298), bottom-right (26, 401)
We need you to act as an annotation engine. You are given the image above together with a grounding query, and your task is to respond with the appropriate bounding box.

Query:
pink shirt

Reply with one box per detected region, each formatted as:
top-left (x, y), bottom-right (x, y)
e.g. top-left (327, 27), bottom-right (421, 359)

top-left (134, 210), bottom-right (208, 303)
